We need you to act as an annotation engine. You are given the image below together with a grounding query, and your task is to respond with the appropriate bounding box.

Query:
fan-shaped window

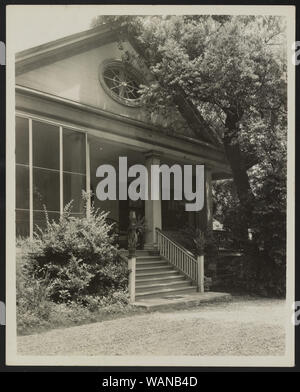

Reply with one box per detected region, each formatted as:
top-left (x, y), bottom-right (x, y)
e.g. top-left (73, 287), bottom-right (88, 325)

top-left (99, 60), bottom-right (142, 107)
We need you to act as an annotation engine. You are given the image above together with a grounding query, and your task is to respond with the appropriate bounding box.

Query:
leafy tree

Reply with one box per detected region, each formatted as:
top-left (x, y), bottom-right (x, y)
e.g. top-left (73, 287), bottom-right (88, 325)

top-left (92, 15), bottom-right (287, 295)
top-left (93, 15), bottom-right (287, 234)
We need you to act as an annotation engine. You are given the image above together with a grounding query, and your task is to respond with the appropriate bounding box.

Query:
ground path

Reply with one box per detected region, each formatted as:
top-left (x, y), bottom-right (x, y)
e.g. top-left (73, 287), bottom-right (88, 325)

top-left (18, 297), bottom-right (286, 356)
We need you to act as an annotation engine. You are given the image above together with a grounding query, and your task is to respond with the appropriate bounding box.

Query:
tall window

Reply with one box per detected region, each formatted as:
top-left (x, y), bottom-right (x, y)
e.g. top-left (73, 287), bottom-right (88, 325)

top-left (32, 120), bottom-right (60, 229)
top-left (16, 117), bottom-right (30, 237)
top-left (63, 129), bottom-right (86, 217)
top-left (15, 116), bottom-right (87, 237)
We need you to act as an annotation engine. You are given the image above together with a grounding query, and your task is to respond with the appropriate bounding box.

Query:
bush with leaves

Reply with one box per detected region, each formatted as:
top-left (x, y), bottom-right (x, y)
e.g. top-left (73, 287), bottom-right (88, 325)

top-left (212, 155), bottom-right (286, 297)
top-left (19, 202), bottom-right (128, 303)
top-left (168, 227), bottom-right (218, 257)
top-left (16, 248), bottom-right (53, 330)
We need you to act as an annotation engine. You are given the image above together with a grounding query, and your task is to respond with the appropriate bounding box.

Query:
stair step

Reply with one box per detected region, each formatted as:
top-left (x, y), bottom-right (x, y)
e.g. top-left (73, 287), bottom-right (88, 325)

top-left (135, 250), bottom-right (152, 256)
top-left (135, 286), bottom-right (197, 299)
top-left (136, 258), bottom-right (165, 264)
top-left (121, 250), bottom-right (160, 257)
top-left (136, 265), bottom-right (174, 272)
top-left (136, 275), bottom-right (186, 284)
top-left (136, 261), bottom-right (167, 268)
top-left (121, 250), bottom-right (151, 257)
top-left (136, 281), bottom-right (192, 293)
top-left (148, 250), bottom-right (160, 256)
top-left (136, 270), bottom-right (180, 278)
top-left (136, 256), bottom-right (162, 261)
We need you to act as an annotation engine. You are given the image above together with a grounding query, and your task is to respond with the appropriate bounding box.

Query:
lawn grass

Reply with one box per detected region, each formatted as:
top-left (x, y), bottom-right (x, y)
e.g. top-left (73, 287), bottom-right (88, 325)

top-left (18, 301), bottom-right (147, 336)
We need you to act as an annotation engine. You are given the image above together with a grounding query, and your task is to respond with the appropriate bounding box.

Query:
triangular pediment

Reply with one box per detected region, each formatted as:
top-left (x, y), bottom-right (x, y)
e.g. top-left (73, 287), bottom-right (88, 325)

top-left (16, 25), bottom-right (221, 147)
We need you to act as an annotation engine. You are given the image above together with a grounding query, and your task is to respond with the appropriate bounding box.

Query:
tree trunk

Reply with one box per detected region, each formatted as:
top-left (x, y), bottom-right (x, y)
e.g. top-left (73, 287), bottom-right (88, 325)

top-left (172, 93), bottom-right (219, 145)
top-left (172, 96), bottom-right (254, 224)
top-left (223, 108), bottom-right (255, 236)
top-left (173, 96), bottom-right (254, 217)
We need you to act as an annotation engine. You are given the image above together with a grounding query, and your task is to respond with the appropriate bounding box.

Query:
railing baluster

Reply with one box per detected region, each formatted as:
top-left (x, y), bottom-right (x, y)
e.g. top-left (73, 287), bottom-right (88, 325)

top-left (155, 228), bottom-right (201, 287)
top-left (180, 252), bottom-right (183, 272)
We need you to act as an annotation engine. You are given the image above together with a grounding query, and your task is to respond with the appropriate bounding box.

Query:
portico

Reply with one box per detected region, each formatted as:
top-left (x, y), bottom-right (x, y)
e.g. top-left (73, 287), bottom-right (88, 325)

top-left (88, 133), bottom-right (214, 250)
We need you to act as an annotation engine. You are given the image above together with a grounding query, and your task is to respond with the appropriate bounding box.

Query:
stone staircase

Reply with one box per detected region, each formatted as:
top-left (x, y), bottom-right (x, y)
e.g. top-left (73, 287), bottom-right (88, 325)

top-left (134, 250), bottom-right (197, 300)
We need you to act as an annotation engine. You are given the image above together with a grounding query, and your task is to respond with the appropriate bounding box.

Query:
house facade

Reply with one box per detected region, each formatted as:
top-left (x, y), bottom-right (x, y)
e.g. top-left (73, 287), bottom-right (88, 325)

top-left (15, 24), bottom-right (230, 251)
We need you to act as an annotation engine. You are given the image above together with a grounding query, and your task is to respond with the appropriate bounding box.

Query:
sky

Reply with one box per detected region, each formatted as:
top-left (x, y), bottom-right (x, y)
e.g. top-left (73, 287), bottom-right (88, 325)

top-left (8, 5), bottom-right (107, 53)
top-left (8, 4), bottom-right (175, 53)
top-left (7, 5), bottom-right (293, 54)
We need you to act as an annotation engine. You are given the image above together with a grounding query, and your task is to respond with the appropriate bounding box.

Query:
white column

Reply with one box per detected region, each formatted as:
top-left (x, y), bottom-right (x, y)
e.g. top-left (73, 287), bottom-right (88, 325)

top-left (197, 255), bottom-right (204, 293)
top-left (144, 151), bottom-right (162, 249)
top-left (128, 256), bottom-right (136, 303)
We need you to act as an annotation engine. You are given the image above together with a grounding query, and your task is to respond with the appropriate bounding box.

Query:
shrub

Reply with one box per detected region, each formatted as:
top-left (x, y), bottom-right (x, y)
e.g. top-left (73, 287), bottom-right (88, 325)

top-left (17, 291), bottom-right (131, 335)
top-left (19, 202), bottom-right (128, 303)
top-left (239, 252), bottom-right (286, 297)
top-left (16, 250), bottom-right (54, 330)
top-left (212, 162), bottom-right (287, 298)
top-left (166, 226), bottom-right (218, 257)
top-left (78, 290), bottom-right (130, 313)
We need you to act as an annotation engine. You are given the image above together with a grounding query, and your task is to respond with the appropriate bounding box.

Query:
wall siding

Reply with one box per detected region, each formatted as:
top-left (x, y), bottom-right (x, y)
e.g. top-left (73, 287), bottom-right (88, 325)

top-left (16, 41), bottom-right (148, 123)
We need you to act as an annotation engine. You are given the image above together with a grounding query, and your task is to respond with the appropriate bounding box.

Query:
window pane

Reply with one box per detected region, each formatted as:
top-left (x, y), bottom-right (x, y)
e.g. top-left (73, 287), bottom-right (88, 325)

top-left (63, 172), bottom-right (86, 213)
top-left (33, 167), bottom-right (60, 211)
top-left (16, 165), bottom-right (29, 209)
top-left (33, 211), bottom-right (60, 232)
top-left (63, 129), bottom-right (86, 174)
top-left (16, 209), bottom-right (29, 238)
top-left (16, 117), bottom-right (29, 165)
top-left (32, 120), bottom-right (59, 170)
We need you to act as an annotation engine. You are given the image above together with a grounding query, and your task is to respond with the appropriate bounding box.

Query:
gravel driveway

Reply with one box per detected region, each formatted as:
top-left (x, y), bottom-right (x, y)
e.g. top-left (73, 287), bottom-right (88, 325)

top-left (18, 297), bottom-right (286, 356)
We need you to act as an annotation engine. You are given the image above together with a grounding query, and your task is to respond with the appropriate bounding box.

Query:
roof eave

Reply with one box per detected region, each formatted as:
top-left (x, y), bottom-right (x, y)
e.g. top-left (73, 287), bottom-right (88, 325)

top-left (15, 23), bottom-right (121, 76)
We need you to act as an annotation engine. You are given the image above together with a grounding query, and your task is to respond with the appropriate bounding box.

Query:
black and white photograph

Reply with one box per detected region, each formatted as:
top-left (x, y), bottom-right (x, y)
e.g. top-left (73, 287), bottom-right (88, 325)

top-left (5, 4), bottom-right (295, 367)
